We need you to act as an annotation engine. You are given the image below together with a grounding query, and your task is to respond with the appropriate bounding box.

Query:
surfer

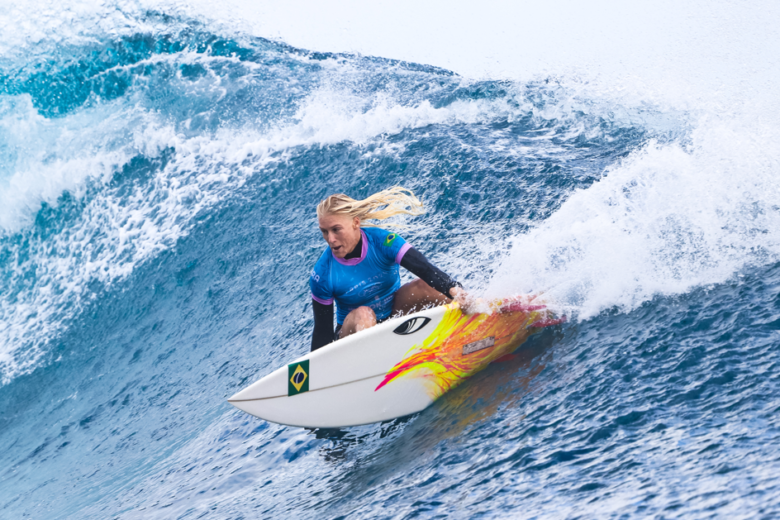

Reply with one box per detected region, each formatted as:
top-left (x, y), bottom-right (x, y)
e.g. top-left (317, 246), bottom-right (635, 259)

top-left (310, 187), bottom-right (469, 351)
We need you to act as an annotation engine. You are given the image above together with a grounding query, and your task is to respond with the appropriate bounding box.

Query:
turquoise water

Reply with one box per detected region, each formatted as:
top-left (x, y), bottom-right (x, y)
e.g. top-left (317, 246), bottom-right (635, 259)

top-left (1, 7), bottom-right (780, 519)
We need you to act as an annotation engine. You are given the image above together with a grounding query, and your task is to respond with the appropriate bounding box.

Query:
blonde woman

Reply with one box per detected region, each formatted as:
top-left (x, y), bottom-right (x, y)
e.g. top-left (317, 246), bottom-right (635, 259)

top-left (310, 187), bottom-right (469, 351)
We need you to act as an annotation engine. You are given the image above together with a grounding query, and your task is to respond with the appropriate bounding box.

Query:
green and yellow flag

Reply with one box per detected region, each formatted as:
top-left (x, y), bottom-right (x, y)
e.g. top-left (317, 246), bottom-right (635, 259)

top-left (288, 360), bottom-right (309, 396)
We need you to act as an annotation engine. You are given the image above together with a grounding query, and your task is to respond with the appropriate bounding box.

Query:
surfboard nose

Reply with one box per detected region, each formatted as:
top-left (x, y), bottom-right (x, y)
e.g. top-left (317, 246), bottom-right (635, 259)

top-left (227, 398), bottom-right (253, 416)
top-left (228, 365), bottom-right (288, 403)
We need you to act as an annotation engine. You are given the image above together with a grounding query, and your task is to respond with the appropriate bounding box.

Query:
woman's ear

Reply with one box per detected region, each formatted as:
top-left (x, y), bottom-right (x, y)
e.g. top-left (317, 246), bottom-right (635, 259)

top-left (353, 217), bottom-right (361, 229)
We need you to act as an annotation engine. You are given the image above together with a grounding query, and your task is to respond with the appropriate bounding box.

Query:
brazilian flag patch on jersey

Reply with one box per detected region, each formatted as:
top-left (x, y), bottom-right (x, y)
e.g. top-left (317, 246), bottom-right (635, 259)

top-left (288, 360), bottom-right (310, 396)
top-left (383, 233), bottom-right (397, 246)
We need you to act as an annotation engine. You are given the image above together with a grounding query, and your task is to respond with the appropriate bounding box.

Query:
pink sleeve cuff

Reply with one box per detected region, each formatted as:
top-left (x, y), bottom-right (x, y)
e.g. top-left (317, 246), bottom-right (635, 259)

top-left (395, 243), bottom-right (412, 264)
top-left (311, 294), bottom-right (334, 305)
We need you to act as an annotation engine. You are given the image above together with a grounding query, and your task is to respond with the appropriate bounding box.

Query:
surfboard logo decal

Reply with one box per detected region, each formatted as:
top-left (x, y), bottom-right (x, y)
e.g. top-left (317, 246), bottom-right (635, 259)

top-left (462, 336), bottom-right (495, 355)
top-left (288, 360), bottom-right (309, 395)
top-left (393, 317), bottom-right (431, 335)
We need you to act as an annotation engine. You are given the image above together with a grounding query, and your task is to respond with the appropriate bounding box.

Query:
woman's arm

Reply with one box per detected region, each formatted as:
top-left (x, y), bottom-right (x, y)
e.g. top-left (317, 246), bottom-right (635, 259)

top-left (311, 300), bottom-right (334, 351)
top-left (400, 248), bottom-right (462, 296)
top-left (400, 248), bottom-right (477, 311)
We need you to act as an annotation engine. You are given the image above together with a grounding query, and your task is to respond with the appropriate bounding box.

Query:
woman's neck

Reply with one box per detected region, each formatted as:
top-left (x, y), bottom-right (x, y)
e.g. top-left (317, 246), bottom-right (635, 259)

top-left (345, 232), bottom-right (363, 260)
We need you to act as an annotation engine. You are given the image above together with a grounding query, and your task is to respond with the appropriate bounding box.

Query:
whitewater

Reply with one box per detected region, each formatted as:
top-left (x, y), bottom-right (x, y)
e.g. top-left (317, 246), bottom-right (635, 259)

top-left (1, 0), bottom-right (779, 518)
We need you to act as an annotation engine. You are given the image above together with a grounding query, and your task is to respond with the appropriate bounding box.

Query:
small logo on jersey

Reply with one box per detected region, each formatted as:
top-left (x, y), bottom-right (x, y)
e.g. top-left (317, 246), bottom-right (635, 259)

top-left (383, 233), bottom-right (397, 246)
top-left (393, 317), bottom-right (431, 335)
top-left (288, 360), bottom-right (309, 395)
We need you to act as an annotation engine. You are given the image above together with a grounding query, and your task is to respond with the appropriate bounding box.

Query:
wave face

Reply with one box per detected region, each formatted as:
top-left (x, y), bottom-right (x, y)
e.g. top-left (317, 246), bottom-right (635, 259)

top-left (2, 7), bottom-right (780, 519)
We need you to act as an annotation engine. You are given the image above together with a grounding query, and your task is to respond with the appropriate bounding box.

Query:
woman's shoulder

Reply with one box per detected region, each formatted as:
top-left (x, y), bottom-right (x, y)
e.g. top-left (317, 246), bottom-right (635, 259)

top-left (310, 247), bottom-right (333, 294)
top-left (362, 227), bottom-right (407, 262)
top-left (312, 246), bottom-right (332, 270)
top-left (362, 227), bottom-right (402, 242)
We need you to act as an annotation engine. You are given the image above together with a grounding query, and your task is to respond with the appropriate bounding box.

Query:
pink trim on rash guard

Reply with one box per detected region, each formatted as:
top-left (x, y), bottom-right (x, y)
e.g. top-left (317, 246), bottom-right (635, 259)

top-left (333, 229), bottom-right (368, 266)
top-left (311, 293), bottom-right (333, 305)
top-left (395, 243), bottom-right (412, 264)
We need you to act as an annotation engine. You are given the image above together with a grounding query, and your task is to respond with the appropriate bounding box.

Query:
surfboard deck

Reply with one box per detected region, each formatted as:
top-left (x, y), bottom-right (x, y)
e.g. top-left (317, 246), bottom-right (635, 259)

top-left (228, 297), bottom-right (564, 428)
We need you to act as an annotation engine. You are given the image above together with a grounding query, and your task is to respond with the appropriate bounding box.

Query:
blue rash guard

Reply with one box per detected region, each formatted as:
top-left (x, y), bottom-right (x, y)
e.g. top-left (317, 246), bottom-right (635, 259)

top-left (310, 227), bottom-right (411, 325)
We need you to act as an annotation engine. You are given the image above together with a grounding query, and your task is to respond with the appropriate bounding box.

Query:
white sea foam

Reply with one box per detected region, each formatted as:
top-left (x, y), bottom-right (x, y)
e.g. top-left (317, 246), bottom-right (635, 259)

top-left (486, 111), bottom-right (780, 319)
top-left (0, 96), bottom-right (139, 231)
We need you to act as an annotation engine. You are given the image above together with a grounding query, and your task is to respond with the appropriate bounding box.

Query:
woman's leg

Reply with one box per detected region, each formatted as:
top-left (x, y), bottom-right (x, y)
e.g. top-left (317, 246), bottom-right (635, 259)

top-left (339, 306), bottom-right (377, 339)
top-left (392, 279), bottom-right (451, 317)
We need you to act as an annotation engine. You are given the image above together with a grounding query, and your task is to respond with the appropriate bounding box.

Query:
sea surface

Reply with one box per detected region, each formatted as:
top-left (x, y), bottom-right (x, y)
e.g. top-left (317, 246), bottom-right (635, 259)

top-left (1, 4), bottom-right (780, 519)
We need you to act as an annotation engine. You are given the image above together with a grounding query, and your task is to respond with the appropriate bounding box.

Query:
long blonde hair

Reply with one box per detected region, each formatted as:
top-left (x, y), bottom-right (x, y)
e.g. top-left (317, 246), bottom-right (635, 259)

top-left (317, 186), bottom-right (424, 227)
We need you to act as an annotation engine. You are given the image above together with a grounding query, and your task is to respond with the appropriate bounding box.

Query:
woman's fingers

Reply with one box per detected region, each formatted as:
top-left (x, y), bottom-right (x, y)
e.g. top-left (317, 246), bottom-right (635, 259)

top-left (450, 286), bottom-right (486, 314)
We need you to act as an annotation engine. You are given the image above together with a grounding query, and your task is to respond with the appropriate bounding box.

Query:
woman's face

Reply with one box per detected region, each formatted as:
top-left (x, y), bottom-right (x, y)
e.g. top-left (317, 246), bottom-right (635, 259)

top-left (318, 213), bottom-right (361, 258)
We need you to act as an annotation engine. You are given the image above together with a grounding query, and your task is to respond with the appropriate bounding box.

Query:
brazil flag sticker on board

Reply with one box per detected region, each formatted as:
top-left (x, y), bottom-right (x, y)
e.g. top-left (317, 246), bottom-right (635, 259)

top-left (288, 360), bottom-right (309, 396)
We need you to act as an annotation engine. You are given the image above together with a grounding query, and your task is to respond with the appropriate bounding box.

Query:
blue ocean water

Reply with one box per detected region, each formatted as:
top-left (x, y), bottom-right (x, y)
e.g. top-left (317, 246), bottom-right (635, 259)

top-left (2, 7), bottom-right (780, 519)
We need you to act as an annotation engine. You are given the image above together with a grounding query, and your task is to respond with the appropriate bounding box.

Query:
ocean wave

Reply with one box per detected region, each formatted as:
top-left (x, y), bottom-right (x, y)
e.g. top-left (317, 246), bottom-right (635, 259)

top-left (0, 19), bottom-right (657, 385)
top-left (3, 3), bottom-right (780, 519)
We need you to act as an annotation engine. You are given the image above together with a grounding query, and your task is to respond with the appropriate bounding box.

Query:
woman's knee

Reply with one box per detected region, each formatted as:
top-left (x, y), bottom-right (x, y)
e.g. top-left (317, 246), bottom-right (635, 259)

top-left (353, 306), bottom-right (376, 321)
top-left (341, 306), bottom-right (377, 337)
top-left (345, 306), bottom-right (376, 325)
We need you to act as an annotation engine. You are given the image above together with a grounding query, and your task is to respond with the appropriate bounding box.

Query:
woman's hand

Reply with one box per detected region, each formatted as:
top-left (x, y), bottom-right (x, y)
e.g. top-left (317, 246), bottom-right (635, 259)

top-left (449, 286), bottom-right (480, 314)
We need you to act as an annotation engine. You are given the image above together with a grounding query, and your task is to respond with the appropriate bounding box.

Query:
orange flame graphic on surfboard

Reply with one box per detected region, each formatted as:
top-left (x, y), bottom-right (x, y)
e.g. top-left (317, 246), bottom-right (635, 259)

top-left (375, 297), bottom-right (565, 399)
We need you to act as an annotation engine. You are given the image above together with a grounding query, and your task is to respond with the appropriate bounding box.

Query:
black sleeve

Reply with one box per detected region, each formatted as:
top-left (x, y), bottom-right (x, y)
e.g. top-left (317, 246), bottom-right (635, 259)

top-left (311, 300), bottom-right (334, 352)
top-left (400, 248), bottom-right (462, 297)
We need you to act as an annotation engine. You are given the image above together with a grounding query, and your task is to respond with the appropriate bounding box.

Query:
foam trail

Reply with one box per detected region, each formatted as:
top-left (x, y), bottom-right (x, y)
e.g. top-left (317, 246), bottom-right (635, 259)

top-left (487, 115), bottom-right (780, 319)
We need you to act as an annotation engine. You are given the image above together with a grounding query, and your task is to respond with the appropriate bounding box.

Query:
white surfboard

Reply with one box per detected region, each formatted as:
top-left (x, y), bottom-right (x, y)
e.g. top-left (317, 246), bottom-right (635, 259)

top-left (228, 298), bottom-right (563, 428)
